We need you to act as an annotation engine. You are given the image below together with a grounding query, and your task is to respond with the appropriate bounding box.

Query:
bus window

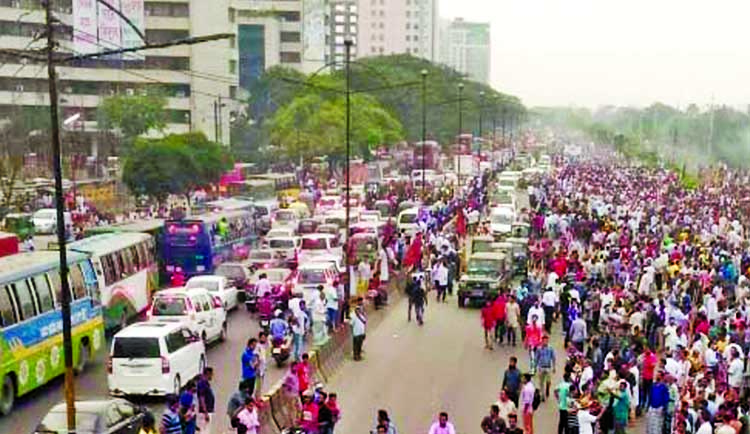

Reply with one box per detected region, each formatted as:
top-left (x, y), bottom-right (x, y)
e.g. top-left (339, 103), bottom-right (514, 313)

top-left (48, 270), bottom-right (64, 307)
top-left (121, 249), bottom-right (134, 275)
top-left (130, 246), bottom-right (141, 270)
top-left (0, 286), bottom-right (17, 327)
top-left (80, 260), bottom-right (98, 292)
top-left (69, 265), bottom-right (87, 300)
top-left (105, 254), bottom-right (118, 286)
top-left (115, 252), bottom-right (127, 277)
top-left (32, 274), bottom-right (54, 313)
top-left (12, 280), bottom-right (37, 320)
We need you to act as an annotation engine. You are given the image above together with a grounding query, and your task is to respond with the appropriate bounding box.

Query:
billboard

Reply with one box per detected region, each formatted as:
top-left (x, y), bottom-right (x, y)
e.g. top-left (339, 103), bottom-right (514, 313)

top-left (72, 0), bottom-right (145, 60)
top-left (72, 0), bottom-right (99, 54)
top-left (120, 0), bottom-right (145, 60)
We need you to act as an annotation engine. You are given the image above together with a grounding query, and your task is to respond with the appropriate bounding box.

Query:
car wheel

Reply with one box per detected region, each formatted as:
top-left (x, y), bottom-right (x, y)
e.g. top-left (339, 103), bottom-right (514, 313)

top-left (0, 375), bottom-right (15, 416)
top-left (74, 341), bottom-right (90, 375)
top-left (173, 375), bottom-right (182, 395)
top-left (219, 323), bottom-right (227, 342)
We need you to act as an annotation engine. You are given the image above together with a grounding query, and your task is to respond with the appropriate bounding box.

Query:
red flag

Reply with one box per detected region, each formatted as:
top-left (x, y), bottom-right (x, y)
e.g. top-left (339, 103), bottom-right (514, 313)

top-left (402, 232), bottom-right (423, 268)
top-left (456, 209), bottom-right (467, 237)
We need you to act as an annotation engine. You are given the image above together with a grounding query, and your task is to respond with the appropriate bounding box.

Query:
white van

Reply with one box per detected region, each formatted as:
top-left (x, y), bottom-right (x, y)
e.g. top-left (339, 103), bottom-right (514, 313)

top-left (489, 206), bottom-right (515, 238)
top-left (185, 275), bottom-right (239, 311)
top-left (108, 322), bottom-right (206, 396)
top-left (32, 208), bottom-right (73, 236)
top-left (148, 287), bottom-right (227, 343)
top-left (397, 207), bottom-right (421, 235)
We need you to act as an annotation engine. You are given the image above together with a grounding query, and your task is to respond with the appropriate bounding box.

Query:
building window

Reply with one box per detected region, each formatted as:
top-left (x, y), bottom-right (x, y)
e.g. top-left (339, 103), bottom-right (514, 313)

top-left (413, 35), bottom-right (419, 41)
top-left (405, 11), bottom-right (410, 17)
top-left (145, 29), bottom-right (189, 44)
top-left (335, 25), bottom-right (344, 33)
top-left (278, 11), bottom-right (301, 22)
top-left (280, 31), bottom-right (301, 42)
top-left (145, 2), bottom-right (189, 17)
top-left (379, 47), bottom-right (384, 54)
top-left (379, 22), bottom-right (384, 28)
top-left (229, 36), bottom-right (236, 48)
top-left (405, 35), bottom-right (410, 41)
top-left (378, 34), bottom-right (384, 41)
top-left (230, 86), bottom-right (238, 99)
top-left (406, 23), bottom-right (411, 30)
top-left (228, 8), bottom-right (235, 23)
top-left (335, 14), bottom-right (345, 23)
top-left (379, 10), bottom-right (384, 16)
top-left (280, 52), bottom-right (301, 63)
top-left (229, 59), bottom-right (237, 74)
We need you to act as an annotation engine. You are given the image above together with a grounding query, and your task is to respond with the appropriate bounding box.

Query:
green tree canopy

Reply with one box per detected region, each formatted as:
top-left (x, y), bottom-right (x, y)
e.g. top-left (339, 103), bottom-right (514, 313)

top-left (123, 132), bottom-right (233, 203)
top-left (97, 93), bottom-right (168, 151)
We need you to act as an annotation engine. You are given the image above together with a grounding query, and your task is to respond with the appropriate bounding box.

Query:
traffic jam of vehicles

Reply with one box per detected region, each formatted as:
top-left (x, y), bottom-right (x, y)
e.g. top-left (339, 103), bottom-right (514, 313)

top-left (0, 134), bottom-right (547, 432)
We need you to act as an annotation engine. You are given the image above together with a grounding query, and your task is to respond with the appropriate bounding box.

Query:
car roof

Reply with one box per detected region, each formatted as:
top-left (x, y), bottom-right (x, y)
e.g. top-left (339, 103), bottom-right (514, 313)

top-left (187, 275), bottom-right (223, 282)
top-left (114, 321), bottom-right (184, 338)
top-left (298, 262), bottom-right (336, 271)
top-left (154, 286), bottom-right (209, 297)
top-left (301, 233), bottom-right (335, 240)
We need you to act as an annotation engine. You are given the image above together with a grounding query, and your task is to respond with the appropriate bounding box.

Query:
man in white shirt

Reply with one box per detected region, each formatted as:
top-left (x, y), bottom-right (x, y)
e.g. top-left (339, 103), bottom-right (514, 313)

top-left (527, 301), bottom-right (545, 327)
top-left (433, 260), bottom-right (449, 303)
top-left (541, 288), bottom-right (557, 333)
top-left (727, 348), bottom-right (745, 390)
top-left (427, 412), bottom-right (456, 434)
top-left (255, 273), bottom-right (272, 298)
top-left (695, 409), bottom-right (713, 434)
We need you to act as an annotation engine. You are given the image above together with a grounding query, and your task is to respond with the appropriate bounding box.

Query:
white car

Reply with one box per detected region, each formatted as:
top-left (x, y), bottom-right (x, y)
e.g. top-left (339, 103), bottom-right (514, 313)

top-left (266, 236), bottom-right (300, 263)
top-left (148, 287), bottom-right (227, 343)
top-left (299, 233), bottom-right (343, 261)
top-left (293, 262), bottom-right (339, 306)
top-left (359, 210), bottom-right (381, 223)
top-left (108, 322), bottom-right (206, 396)
top-left (489, 206), bottom-right (515, 238)
top-left (272, 209), bottom-right (300, 229)
top-left (185, 275), bottom-right (239, 311)
top-left (265, 227), bottom-right (296, 239)
top-left (32, 208), bottom-right (72, 235)
top-left (397, 207), bottom-right (421, 235)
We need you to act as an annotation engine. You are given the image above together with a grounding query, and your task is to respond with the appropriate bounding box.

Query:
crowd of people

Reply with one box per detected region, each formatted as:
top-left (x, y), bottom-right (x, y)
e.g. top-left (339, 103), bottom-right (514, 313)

top-left (482, 155), bottom-right (750, 434)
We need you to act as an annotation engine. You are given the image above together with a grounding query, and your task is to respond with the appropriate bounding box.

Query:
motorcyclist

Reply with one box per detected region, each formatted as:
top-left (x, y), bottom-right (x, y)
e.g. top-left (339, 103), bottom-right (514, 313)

top-left (269, 309), bottom-right (289, 343)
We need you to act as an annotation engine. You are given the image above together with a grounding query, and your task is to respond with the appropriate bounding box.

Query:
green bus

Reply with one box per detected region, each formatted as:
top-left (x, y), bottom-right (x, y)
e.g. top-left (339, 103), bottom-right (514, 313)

top-left (0, 251), bottom-right (105, 414)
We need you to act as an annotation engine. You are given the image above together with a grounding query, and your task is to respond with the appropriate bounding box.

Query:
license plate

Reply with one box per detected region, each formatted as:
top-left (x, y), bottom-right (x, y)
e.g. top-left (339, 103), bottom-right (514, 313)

top-left (272, 348), bottom-right (281, 354)
top-left (471, 290), bottom-right (484, 297)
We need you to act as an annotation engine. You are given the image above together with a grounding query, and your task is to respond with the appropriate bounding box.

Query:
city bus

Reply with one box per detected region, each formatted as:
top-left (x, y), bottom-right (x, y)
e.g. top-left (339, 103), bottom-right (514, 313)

top-left (0, 251), bottom-right (104, 414)
top-left (226, 179), bottom-right (276, 202)
top-left (163, 210), bottom-right (255, 280)
top-left (66, 233), bottom-right (157, 332)
top-left (248, 173), bottom-right (299, 201)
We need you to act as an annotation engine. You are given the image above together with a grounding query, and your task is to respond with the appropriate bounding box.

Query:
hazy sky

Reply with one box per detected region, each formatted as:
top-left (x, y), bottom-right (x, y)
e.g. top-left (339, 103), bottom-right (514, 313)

top-left (440, 0), bottom-right (750, 109)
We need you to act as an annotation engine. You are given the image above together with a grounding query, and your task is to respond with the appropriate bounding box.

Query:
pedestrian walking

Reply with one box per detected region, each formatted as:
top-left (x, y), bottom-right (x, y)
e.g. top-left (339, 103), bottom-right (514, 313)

top-left (520, 374), bottom-right (537, 434)
top-left (179, 381), bottom-right (198, 434)
top-left (405, 274), bottom-right (419, 322)
top-left (160, 394), bottom-right (182, 434)
top-left (235, 397), bottom-right (260, 434)
top-left (505, 296), bottom-right (520, 346)
top-left (241, 338), bottom-right (259, 398)
top-left (524, 315), bottom-right (543, 374)
top-left (197, 367), bottom-right (215, 434)
top-left (433, 260), bottom-right (449, 302)
top-left (481, 405), bottom-right (505, 434)
top-left (554, 372), bottom-right (572, 434)
top-left (352, 297), bottom-right (367, 361)
top-left (428, 411), bottom-right (457, 434)
top-left (502, 356), bottom-right (522, 407)
top-left (410, 275), bottom-right (427, 325)
top-left (535, 335), bottom-right (556, 401)
top-left (482, 300), bottom-right (496, 350)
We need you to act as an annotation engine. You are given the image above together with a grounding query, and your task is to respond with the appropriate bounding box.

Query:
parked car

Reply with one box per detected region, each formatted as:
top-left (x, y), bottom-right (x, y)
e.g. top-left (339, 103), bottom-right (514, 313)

top-left (32, 208), bottom-right (72, 236)
top-left (298, 233), bottom-right (343, 262)
top-left (266, 236), bottom-right (300, 267)
top-left (245, 248), bottom-right (286, 271)
top-left (148, 287), bottom-right (227, 343)
top-left (214, 262), bottom-right (253, 300)
top-left (108, 322), bottom-right (206, 396)
top-left (185, 275), bottom-right (239, 311)
top-left (35, 398), bottom-right (147, 434)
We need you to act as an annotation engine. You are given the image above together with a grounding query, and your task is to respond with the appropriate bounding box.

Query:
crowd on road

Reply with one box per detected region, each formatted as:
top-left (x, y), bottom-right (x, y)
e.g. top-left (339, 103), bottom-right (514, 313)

top-left (482, 155), bottom-right (750, 434)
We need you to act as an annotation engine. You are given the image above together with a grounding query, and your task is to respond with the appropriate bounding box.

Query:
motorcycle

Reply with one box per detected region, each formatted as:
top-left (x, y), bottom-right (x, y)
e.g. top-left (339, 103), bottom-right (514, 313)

top-left (271, 335), bottom-right (291, 367)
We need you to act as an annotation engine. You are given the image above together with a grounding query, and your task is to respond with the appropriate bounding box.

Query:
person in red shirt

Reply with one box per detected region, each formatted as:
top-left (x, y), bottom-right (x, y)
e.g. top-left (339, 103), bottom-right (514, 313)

top-left (525, 315), bottom-right (543, 374)
top-left (639, 347), bottom-right (658, 413)
top-left (298, 393), bottom-right (319, 433)
top-left (482, 301), bottom-right (496, 350)
top-left (493, 294), bottom-right (507, 345)
top-left (694, 312), bottom-right (710, 336)
top-left (296, 353), bottom-right (311, 397)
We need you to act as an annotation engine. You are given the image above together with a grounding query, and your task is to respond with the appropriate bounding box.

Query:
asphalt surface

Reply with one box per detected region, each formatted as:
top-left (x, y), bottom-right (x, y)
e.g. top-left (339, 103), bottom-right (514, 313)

top-left (0, 306), bottom-right (288, 434)
top-left (326, 291), bottom-right (648, 434)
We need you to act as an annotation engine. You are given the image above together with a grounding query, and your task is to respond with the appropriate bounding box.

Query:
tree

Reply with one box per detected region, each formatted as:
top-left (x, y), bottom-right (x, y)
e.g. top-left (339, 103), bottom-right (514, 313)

top-left (268, 92), bottom-right (403, 161)
top-left (122, 133), bottom-right (233, 204)
top-left (97, 93), bottom-right (168, 152)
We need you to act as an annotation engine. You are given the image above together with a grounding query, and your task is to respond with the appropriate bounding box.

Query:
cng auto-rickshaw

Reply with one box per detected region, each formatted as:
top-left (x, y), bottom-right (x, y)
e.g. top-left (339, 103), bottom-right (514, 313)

top-left (2, 213), bottom-right (35, 240)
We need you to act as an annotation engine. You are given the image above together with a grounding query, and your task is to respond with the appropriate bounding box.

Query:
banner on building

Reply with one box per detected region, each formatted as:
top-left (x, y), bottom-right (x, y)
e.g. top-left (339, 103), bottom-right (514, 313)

top-left (120, 0), bottom-right (145, 60)
top-left (97, 0), bottom-right (123, 58)
top-left (72, 0), bottom-right (99, 54)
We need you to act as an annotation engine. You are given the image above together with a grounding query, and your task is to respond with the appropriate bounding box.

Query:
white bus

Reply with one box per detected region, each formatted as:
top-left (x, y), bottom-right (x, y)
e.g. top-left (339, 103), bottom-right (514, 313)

top-left (66, 233), bottom-right (157, 331)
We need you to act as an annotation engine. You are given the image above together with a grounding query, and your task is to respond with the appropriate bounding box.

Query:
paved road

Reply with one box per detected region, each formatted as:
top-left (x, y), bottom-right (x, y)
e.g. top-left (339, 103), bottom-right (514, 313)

top-left (0, 307), bottom-right (289, 434)
top-left (326, 291), bottom-right (648, 434)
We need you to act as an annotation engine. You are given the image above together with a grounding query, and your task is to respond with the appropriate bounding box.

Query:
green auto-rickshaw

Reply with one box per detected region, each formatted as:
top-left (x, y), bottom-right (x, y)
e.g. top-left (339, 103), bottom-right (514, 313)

top-left (2, 213), bottom-right (35, 240)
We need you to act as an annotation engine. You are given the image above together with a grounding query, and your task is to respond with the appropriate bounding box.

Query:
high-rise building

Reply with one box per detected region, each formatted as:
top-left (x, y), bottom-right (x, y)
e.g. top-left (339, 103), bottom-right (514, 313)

top-left (439, 18), bottom-right (490, 83)
top-left (328, 0), bottom-right (358, 68)
top-left (0, 0), bottom-right (310, 147)
top-left (357, 0), bottom-right (438, 61)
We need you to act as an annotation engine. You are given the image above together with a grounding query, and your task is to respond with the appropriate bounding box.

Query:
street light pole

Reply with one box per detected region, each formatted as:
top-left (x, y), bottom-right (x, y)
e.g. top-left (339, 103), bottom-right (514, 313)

top-left (420, 69), bottom-right (427, 200)
top-left (457, 82), bottom-right (463, 192)
top-left (44, 0), bottom-right (76, 431)
top-left (478, 91), bottom-right (485, 173)
top-left (213, 100), bottom-right (219, 142)
top-left (344, 38), bottom-right (352, 306)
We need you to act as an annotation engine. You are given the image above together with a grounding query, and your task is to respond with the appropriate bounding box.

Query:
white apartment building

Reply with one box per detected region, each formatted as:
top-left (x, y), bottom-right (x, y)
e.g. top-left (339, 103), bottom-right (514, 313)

top-left (0, 0), bottom-right (309, 149)
top-left (439, 17), bottom-right (490, 83)
top-left (357, 0), bottom-right (437, 61)
top-left (328, 0), bottom-right (357, 68)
